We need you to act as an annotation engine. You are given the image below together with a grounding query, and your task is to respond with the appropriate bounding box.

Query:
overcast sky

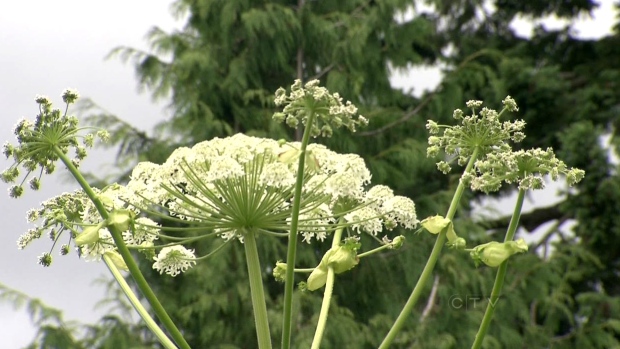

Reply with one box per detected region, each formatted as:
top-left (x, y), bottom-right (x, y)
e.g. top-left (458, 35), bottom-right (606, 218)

top-left (0, 1), bottom-right (616, 348)
top-left (0, 1), bottom-right (181, 347)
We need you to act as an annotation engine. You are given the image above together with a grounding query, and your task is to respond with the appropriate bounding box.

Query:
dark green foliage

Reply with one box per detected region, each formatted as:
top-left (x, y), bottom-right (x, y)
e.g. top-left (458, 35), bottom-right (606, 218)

top-left (19, 0), bottom-right (620, 348)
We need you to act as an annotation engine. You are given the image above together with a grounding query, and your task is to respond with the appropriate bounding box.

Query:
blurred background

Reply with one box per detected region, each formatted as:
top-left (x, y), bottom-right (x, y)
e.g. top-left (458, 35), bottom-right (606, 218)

top-left (1, 0), bottom-right (619, 348)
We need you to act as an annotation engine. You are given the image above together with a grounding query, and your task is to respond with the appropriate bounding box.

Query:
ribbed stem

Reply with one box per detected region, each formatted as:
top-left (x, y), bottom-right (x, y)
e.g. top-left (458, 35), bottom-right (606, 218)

top-left (379, 147), bottom-right (479, 348)
top-left (310, 227), bottom-right (344, 348)
top-left (470, 189), bottom-right (526, 349)
top-left (103, 255), bottom-right (177, 349)
top-left (244, 229), bottom-right (272, 349)
top-left (281, 107), bottom-right (316, 349)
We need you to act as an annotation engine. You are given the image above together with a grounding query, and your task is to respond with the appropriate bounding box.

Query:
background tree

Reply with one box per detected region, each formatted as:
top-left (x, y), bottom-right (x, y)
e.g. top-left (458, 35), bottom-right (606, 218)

top-left (21, 0), bottom-right (620, 348)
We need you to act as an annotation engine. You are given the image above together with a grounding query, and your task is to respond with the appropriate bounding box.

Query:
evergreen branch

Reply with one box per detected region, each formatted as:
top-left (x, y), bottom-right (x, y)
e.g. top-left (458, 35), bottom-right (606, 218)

top-left (0, 282), bottom-right (66, 326)
top-left (359, 49), bottom-right (502, 137)
top-left (534, 219), bottom-right (565, 258)
top-left (77, 99), bottom-right (158, 161)
top-left (481, 204), bottom-right (565, 232)
top-left (309, 63), bottom-right (336, 81)
top-left (358, 90), bottom-right (436, 137)
top-left (0, 282), bottom-right (82, 347)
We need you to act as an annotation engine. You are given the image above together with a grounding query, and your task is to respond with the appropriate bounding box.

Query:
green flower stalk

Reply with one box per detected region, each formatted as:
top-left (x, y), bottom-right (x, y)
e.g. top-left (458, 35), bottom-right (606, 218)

top-left (306, 236), bottom-right (360, 292)
top-left (50, 80), bottom-right (409, 348)
top-left (272, 79), bottom-right (410, 349)
top-left (468, 146), bottom-right (584, 348)
top-left (2, 91), bottom-right (189, 349)
top-left (380, 97), bottom-right (526, 348)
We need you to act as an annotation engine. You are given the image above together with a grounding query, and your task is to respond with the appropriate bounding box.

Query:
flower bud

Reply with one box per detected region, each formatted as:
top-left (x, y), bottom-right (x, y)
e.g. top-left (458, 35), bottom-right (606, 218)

top-left (273, 112), bottom-right (286, 123)
top-left (306, 245), bottom-right (360, 291)
top-left (391, 235), bottom-right (405, 249)
top-left (98, 193), bottom-right (114, 209)
top-left (75, 225), bottom-right (101, 246)
top-left (106, 209), bottom-right (135, 232)
top-left (470, 238), bottom-right (528, 267)
top-left (278, 148), bottom-right (300, 164)
top-left (326, 246), bottom-right (359, 274)
top-left (307, 264), bottom-right (328, 291)
top-left (421, 215), bottom-right (450, 234)
top-left (273, 261), bottom-right (287, 282)
top-left (104, 251), bottom-right (129, 271)
top-left (306, 152), bottom-right (320, 172)
top-left (448, 237), bottom-right (466, 250)
top-left (421, 215), bottom-right (460, 244)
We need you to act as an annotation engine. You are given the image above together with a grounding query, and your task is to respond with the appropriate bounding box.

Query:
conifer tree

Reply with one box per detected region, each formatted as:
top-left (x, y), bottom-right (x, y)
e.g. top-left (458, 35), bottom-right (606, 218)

top-left (22, 0), bottom-right (620, 347)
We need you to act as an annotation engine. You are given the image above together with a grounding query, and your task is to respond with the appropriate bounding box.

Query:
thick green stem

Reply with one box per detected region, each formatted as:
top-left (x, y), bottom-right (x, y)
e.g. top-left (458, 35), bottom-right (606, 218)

top-left (244, 229), bottom-right (273, 349)
top-left (470, 189), bottom-right (526, 349)
top-left (55, 148), bottom-right (191, 349)
top-left (103, 255), bottom-right (178, 349)
top-left (311, 227), bottom-right (344, 349)
top-left (281, 109), bottom-right (316, 349)
top-left (379, 147), bottom-right (480, 348)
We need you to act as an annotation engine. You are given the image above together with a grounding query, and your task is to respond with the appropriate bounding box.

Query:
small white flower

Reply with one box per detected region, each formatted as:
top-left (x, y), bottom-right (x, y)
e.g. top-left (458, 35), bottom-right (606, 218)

top-left (344, 207), bottom-right (383, 235)
top-left (80, 228), bottom-right (116, 260)
top-left (260, 161), bottom-right (296, 188)
top-left (381, 196), bottom-right (418, 229)
top-left (207, 156), bottom-right (244, 180)
top-left (17, 228), bottom-right (42, 249)
top-left (61, 89), bottom-right (80, 104)
top-left (153, 246), bottom-right (196, 277)
top-left (365, 185), bottom-right (394, 209)
top-left (466, 100), bottom-right (483, 108)
top-left (502, 95), bottom-right (519, 112)
top-left (34, 95), bottom-right (51, 105)
top-left (122, 217), bottom-right (160, 245)
top-left (297, 203), bottom-right (334, 243)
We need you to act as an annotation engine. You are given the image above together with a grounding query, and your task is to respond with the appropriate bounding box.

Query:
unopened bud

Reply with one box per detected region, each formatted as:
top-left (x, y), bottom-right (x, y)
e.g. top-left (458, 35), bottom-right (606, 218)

top-left (273, 261), bottom-right (287, 282)
top-left (470, 238), bottom-right (528, 267)
top-left (75, 224), bottom-right (102, 246)
top-left (104, 251), bottom-right (128, 271)
top-left (107, 209), bottom-right (135, 232)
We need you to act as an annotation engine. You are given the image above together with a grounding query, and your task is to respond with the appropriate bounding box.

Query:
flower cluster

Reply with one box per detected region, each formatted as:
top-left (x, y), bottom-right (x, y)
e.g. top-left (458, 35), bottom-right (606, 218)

top-left (17, 184), bottom-right (160, 268)
top-left (9, 87), bottom-right (417, 277)
top-left (273, 79), bottom-right (368, 137)
top-left (426, 96), bottom-right (524, 174)
top-left (1, 90), bottom-right (109, 198)
top-left (125, 133), bottom-right (417, 247)
top-left (466, 147), bottom-right (585, 193)
top-left (424, 96), bottom-right (585, 267)
top-left (153, 246), bottom-right (197, 277)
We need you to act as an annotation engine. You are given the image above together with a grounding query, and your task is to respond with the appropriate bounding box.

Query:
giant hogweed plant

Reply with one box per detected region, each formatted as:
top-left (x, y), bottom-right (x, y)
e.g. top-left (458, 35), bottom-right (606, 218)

top-left (2, 81), bottom-right (584, 349)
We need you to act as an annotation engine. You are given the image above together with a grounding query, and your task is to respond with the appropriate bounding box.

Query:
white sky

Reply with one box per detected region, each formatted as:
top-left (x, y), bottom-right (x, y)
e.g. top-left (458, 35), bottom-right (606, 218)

top-left (0, 1), bottom-right (181, 347)
top-left (0, 1), bottom-right (616, 348)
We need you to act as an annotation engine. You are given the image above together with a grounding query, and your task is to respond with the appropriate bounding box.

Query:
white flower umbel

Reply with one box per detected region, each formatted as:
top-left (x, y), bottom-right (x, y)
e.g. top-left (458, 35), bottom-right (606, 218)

top-left (273, 79), bottom-right (368, 137)
top-left (153, 246), bottom-right (197, 277)
top-left (126, 134), bottom-right (416, 249)
top-left (426, 96), bottom-right (525, 174)
top-left (15, 183), bottom-right (158, 265)
top-left (469, 147), bottom-right (585, 193)
top-left (1, 90), bottom-right (107, 198)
